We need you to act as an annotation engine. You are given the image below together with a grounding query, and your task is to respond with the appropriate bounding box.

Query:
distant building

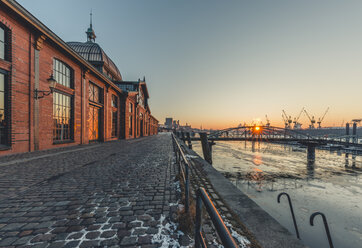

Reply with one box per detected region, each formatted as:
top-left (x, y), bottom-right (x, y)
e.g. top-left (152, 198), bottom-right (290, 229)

top-left (180, 123), bottom-right (192, 132)
top-left (165, 118), bottom-right (173, 128)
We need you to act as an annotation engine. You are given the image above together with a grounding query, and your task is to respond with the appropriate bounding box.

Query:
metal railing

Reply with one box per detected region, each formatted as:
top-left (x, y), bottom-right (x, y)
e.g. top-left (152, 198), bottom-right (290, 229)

top-left (172, 133), bottom-right (190, 213)
top-left (195, 187), bottom-right (237, 248)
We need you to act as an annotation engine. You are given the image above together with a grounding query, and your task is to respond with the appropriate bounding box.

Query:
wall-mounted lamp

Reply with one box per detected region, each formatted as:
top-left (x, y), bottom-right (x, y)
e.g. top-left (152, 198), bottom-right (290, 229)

top-left (34, 74), bottom-right (57, 99)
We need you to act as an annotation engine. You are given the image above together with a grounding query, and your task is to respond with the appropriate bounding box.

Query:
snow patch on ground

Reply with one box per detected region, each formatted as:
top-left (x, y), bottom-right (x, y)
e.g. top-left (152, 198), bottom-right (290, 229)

top-left (151, 214), bottom-right (192, 248)
top-left (173, 181), bottom-right (181, 193)
top-left (223, 217), bottom-right (250, 247)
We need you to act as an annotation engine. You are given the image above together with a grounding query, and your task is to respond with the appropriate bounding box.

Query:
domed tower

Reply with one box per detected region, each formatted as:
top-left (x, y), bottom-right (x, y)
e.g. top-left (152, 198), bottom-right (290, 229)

top-left (67, 12), bottom-right (122, 81)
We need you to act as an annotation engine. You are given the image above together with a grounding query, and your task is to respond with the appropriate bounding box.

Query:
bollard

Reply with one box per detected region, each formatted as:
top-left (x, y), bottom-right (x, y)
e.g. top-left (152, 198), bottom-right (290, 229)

top-left (352, 122), bottom-right (357, 143)
top-left (346, 123), bottom-right (350, 145)
top-left (307, 145), bottom-right (315, 164)
top-left (186, 132), bottom-right (192, 149)
top-left (200, 133), bottom-right (212, 164)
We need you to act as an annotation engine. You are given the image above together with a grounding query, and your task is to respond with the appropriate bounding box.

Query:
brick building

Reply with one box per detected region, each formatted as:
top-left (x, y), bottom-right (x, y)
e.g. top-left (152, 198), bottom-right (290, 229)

top-left (0, 0), bottom-right (158, 155)
top-left (116, 79), bottom-right (158, 139)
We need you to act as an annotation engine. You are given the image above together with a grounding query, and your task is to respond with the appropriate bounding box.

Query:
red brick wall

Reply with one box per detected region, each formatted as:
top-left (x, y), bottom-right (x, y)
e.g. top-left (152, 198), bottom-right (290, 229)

top-left (0, 3), bottom-right (124, 155)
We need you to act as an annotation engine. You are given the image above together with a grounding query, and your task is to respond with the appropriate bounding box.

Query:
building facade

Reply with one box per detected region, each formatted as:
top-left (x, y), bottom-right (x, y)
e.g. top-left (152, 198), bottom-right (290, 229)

top-left (0, 0), bottom-right (158, 155)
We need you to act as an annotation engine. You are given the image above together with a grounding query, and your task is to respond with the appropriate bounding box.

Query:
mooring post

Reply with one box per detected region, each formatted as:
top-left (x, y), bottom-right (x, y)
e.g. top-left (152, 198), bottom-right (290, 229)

top-left (307, 145), bottom-right (316, 164)
top-left (346, 123), bottom-right (350, 145)
top-left (200, 132), bottom-right (212, 164)
top-left (345, 153), bottom-right (349, 167)
top-left (186, 132), bottom-right (192, 149)
top-left (352, 122), bottom-right (357, 143)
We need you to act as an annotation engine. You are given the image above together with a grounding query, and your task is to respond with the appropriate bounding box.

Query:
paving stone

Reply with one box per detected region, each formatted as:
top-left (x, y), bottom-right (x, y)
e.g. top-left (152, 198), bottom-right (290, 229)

top-left (85, 231), bottom-right (100, 239)
top-left (0, 237), bottom-right (17, 246)
top-left (117, 229), bottom-right (131, 238)
top-left (101, 230), bottom-right (117, 238)
top-left (2, 223), bottom-right (26, 231)
top-left (120, 236), bottom-right (137, 246)
top-left (63, 241), bottom-right (80, 248)
top-left (0, 135), bottom-right (180, 246)
top-left (30, 234), bottom-right (56, 243)
top-left (138, 235), bottom-right (152, 244)
top-left (100, 238), bottom-right (119, 246)
top-left (12, 236), bottom-right (33, 245)
top-left (19, 230), bottom-right (33, 236)
top-left (67, 232), bottom-right (83, 239)
top-left (79, 240), bottom-right (100, 248)
top-left (47, 241), bottom-right (67, 248)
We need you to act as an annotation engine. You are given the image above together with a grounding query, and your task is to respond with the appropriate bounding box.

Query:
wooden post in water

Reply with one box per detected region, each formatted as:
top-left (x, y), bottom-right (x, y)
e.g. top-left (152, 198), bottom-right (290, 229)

top-left (200, 132), bottom-right (212, 164)
top-left (307, 145), bottom-right (316, 164)
top-left (186, 132), bottom-right (192, 149)
top-left (181, 131), bottom-right (185, 142)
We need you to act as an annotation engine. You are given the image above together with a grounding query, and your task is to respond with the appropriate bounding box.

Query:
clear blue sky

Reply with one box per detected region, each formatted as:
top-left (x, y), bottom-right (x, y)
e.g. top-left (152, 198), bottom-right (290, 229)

top-left (17, 0), bottom-right (362, 128)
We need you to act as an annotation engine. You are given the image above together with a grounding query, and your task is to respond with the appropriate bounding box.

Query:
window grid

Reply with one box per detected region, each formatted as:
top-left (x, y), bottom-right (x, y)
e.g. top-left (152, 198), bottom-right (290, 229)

top-left (53, 92), bottom-right (72, 141)
top-left (53, 59), bottom-right (72, 88)
top-left (89, 83), bottom-right (102, 103)
top-left (0, 72), bottom-right (7, 145)
top-left (0, 27), bottom-right (5, 60)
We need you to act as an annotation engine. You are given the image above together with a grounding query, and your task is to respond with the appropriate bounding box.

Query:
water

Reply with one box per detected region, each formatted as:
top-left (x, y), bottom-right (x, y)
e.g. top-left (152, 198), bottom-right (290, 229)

top-left (193, 141), bottom-right (362, 248)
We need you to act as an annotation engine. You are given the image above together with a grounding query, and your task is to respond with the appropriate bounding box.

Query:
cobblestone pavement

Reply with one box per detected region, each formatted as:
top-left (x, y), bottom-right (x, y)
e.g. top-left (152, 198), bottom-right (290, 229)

top-left (0, 134), bottom-right (179, 247)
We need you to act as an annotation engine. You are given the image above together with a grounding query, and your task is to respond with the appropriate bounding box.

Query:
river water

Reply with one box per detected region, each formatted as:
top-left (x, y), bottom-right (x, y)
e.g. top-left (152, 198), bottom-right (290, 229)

top-left (193, 141), bottom-right (362, 248)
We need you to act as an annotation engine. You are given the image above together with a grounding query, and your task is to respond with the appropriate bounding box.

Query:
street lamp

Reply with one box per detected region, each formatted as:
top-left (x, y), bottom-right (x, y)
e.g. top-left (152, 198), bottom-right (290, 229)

top-left (34, 74), bottom-right (57, 99)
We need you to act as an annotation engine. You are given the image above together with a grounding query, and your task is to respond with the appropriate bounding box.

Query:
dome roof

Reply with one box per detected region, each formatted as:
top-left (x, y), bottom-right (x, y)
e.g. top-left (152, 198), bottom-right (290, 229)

top-left (67, 41), bottom-right (122, 81)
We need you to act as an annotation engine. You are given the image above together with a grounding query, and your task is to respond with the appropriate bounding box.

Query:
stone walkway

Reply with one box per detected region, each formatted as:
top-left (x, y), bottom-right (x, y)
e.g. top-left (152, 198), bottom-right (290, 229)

top-left (0, 134), bottom-right (180, 247)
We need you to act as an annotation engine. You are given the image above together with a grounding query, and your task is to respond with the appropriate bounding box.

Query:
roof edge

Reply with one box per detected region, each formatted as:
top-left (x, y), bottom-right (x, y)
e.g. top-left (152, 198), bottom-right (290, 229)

top-left (2, 0), bottom-right (123, 94)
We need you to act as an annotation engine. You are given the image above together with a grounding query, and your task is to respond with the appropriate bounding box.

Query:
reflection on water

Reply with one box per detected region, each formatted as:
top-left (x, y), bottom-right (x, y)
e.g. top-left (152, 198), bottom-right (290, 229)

top-left (193, 141), bottom-right (362, 248)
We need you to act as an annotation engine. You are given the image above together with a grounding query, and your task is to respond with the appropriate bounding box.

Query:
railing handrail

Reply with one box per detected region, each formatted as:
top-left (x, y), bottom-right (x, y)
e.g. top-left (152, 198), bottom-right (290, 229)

top-left (172, 133), bottom-right (190, 213)
top-left (195, 187), bottom-right (237, 248)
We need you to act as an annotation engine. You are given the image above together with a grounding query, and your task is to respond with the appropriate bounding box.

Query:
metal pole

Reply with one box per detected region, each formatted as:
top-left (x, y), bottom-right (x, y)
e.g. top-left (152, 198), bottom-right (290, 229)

top-left (195, 191), bottom-right (202, 248)
top-left (185, 163), bottom-right (189, 213)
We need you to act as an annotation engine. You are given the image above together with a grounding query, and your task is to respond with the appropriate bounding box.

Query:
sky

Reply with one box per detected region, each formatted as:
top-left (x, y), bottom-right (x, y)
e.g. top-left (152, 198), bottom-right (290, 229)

top-left (17, 0), bottom-right (362, 129)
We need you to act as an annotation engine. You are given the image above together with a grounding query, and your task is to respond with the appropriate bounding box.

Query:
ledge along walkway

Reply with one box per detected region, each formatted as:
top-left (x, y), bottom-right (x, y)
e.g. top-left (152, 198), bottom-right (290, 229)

top-left (0, 133), bottom-right (188, 247)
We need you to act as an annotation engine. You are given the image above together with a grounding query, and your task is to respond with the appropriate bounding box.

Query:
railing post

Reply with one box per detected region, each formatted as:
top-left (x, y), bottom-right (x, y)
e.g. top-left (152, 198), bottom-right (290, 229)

top-left (185, 163), bottom-right (189, 213)
top-left (195, 190), bottom-right (202, 248)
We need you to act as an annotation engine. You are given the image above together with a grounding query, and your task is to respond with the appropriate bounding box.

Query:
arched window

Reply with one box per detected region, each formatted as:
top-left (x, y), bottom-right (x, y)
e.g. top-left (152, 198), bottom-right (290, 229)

top-left (52, 59), bottom-right (74, 142)
top-left (53, 59), bottom-right (73, 88)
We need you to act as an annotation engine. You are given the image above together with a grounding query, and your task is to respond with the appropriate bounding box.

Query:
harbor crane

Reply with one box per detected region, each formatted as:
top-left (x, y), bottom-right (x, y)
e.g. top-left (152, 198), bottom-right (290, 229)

top-left (304, 109), bottom-right (316, 129)
top-left (282, 110), bottom-right (292, 129)
top-left (293, 107), bottom-right (304, 129)
top-left (317, 107), bottom-right (329, 128)
top-left (282, 114), bottom-right (288, 129)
